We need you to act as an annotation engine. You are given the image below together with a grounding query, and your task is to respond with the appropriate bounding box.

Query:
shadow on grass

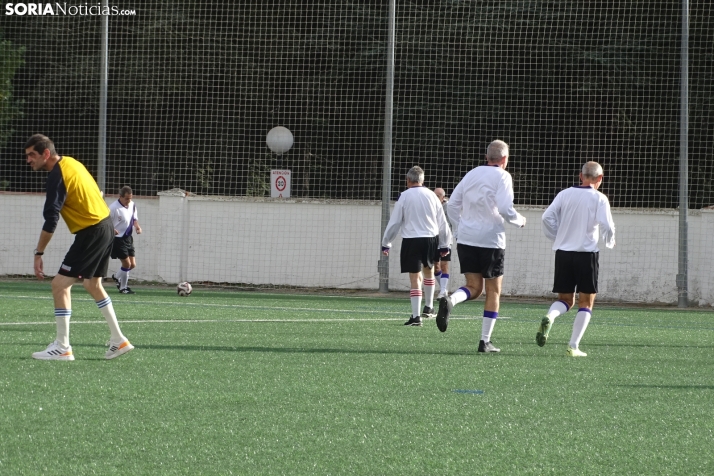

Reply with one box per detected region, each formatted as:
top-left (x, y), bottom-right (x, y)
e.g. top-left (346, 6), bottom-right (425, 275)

top-left (9, 341), bottom-right (529, 358)
top-left (104, 343), bottom-right (489, 357)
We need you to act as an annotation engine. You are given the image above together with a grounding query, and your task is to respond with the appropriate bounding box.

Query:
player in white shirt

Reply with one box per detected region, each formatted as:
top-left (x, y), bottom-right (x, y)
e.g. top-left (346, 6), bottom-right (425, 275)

top-left (109, 186), bottom-right (142, 294)
top-left (382, 166), bottom-right (453, 326)
top-left (433, 188), bottom-right (452, 299)
top-left (436, 140), bottom-right (526, 353)
top-left (537, 161), bottom-right (616, 357)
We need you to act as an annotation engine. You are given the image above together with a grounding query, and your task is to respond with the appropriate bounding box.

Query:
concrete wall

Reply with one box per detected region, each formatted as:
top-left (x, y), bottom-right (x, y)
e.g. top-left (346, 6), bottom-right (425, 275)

top-left (4, 191), bottom-right (713, 306)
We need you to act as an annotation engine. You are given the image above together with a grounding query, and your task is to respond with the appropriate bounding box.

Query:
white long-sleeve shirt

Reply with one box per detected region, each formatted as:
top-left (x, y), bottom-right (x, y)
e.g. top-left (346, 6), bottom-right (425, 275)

top-left (447, 165), bottom-right (525, 249)
top-left (381, 186), bottom-right (453, 250)
top-left (541, 185), bottom-right (616, 252)
top-left (109, 199), bottom-right (138, 237)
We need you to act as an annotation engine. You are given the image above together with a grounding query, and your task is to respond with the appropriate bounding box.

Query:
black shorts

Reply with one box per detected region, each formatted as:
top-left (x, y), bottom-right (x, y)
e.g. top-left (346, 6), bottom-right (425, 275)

top-left (57, 217), bottom-right (113, 280)
top-left (457, 244), bottom-right (505, 279)
top-left (434, 248), bottom-right (451, 262)
top-left (111, 235), bottom-right (135, 260)
top-left (552, 250), bottom-right (599, 294)
top-left (400, 236), bottom-right (438, 273)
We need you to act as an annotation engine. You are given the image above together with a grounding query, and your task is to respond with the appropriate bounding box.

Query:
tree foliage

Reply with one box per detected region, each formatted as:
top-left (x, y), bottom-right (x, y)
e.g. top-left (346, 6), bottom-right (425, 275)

top-left (0, 36), bottom-right (24, 158)
top-left (0, 1), bottom-right (712, 207)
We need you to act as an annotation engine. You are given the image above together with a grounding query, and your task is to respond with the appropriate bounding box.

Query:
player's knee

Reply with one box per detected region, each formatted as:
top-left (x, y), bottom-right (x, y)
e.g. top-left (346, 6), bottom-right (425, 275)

top-left (51, 277), bottom-right (70, 295)
top-left (81, 279), bottom-right (95, 292)
top-left (559, 295), bottom-right (576, 308)
top-left (467, 286), bottom-right (483, 300)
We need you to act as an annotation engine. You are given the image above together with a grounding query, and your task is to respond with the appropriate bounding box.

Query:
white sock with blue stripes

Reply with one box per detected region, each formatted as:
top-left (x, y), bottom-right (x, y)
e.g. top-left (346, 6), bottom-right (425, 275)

top-left (55, 308), bottom-right (72, 348)
top-left (97, 296), bottom-right (125, 343)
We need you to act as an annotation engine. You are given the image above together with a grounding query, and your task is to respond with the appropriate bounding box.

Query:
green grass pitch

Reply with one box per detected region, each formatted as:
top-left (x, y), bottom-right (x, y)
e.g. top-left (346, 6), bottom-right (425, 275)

top-left (1, 281), bottom-right (713, 475)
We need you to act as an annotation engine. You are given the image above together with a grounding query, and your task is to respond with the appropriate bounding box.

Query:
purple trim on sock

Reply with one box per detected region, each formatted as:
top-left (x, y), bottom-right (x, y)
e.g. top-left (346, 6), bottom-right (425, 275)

top-left (54, 308), bottom-right (72, 317)
top-left (577, 307), bottom-right (592, 314)
top-left (459, 286), bottom-right (471, 300)
top-left (483, 311), bottom-right (498, 319)
top-left (434, 271), bottom-right (442, 277)
top-left (558, 299), bottom-right (571, 311)
top-left (442, 273), bottom-right (449, 279)
top-left (121, 267), bottom-right (131, 272)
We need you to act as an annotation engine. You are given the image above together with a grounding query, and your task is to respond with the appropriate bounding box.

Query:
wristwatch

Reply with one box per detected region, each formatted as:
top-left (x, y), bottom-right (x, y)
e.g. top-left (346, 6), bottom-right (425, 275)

top-left (34, 249), bottom-right (44, 256)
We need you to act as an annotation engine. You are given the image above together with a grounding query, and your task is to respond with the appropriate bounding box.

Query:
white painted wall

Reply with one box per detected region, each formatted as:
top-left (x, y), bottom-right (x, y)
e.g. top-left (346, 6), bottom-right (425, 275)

top-left (4, 191), bottom-right (713, 306)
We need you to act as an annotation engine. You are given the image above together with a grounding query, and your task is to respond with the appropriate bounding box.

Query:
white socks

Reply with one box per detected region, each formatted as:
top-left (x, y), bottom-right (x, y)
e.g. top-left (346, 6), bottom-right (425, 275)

top-left (546, 300), bottom-right (570, 319)
top-left (449, 287), bottom-right (471, 306)
top-left (423, 278), bottom-right (435, 309)
top-left (97, 296), bottom-right (126, 343)
top-left (116, 267), bottom-right (131, 289)
top-left (55, 309), bottom-right (72, 348)
top-left (481, 311), bottom-right (498, 342)
top-left (51, 300), bottom-right (126, 349)
top-left (410, 289), bottom-right (422, 318)
top-left (439, 273), bottom-right (450, 293)
top-left (570, 308), bottom-right (592, 349)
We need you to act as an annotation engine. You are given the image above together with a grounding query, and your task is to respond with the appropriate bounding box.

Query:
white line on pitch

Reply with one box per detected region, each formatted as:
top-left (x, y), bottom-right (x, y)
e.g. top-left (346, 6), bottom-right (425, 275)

top-left (0, 294), bottom-right (403, 313)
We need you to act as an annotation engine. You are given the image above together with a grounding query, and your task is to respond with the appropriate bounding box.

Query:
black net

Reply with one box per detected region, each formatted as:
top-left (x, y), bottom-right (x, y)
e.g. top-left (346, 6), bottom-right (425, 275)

top-left (1, 1), bottom-right (712, 208)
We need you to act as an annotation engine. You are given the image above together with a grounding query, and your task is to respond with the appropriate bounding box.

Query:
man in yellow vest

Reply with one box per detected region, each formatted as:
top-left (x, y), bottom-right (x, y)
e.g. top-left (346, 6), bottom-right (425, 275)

top-left (26, 134), bottom-right (134, 361)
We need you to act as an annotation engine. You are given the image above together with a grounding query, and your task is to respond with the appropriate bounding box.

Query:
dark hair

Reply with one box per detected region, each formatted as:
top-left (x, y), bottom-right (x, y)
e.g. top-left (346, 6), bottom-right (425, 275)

top-left (24, 134), bottom-right (57, 156)
top-left (119, 185), bottom-right (133, 196)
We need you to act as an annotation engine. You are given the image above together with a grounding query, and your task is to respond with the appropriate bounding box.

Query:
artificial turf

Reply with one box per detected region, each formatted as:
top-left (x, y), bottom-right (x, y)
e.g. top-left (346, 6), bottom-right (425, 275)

top-left (1, 281), bottom-right (712, 475)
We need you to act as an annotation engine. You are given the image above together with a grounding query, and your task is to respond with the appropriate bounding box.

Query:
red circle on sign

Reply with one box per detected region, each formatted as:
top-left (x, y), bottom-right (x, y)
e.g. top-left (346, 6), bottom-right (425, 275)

top-left (275, 176), bottom-right (287, 191)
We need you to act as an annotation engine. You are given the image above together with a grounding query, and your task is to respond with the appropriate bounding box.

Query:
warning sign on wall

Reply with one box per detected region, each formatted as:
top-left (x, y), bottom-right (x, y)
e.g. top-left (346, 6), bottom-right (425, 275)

top-left (271, 170), bottom-right (291, 198)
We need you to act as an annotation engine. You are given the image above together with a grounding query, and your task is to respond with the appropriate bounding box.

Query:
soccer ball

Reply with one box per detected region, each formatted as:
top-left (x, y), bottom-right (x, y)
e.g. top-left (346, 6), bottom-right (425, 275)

top-left (177, 282), bottom-right (192, 296)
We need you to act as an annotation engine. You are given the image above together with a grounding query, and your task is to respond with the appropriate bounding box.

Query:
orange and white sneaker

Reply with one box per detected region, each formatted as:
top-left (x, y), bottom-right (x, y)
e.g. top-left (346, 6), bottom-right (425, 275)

top-left (105, 339), bottom-right (135, 360)
top-left (32, 340), bottom-right (75, 361)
